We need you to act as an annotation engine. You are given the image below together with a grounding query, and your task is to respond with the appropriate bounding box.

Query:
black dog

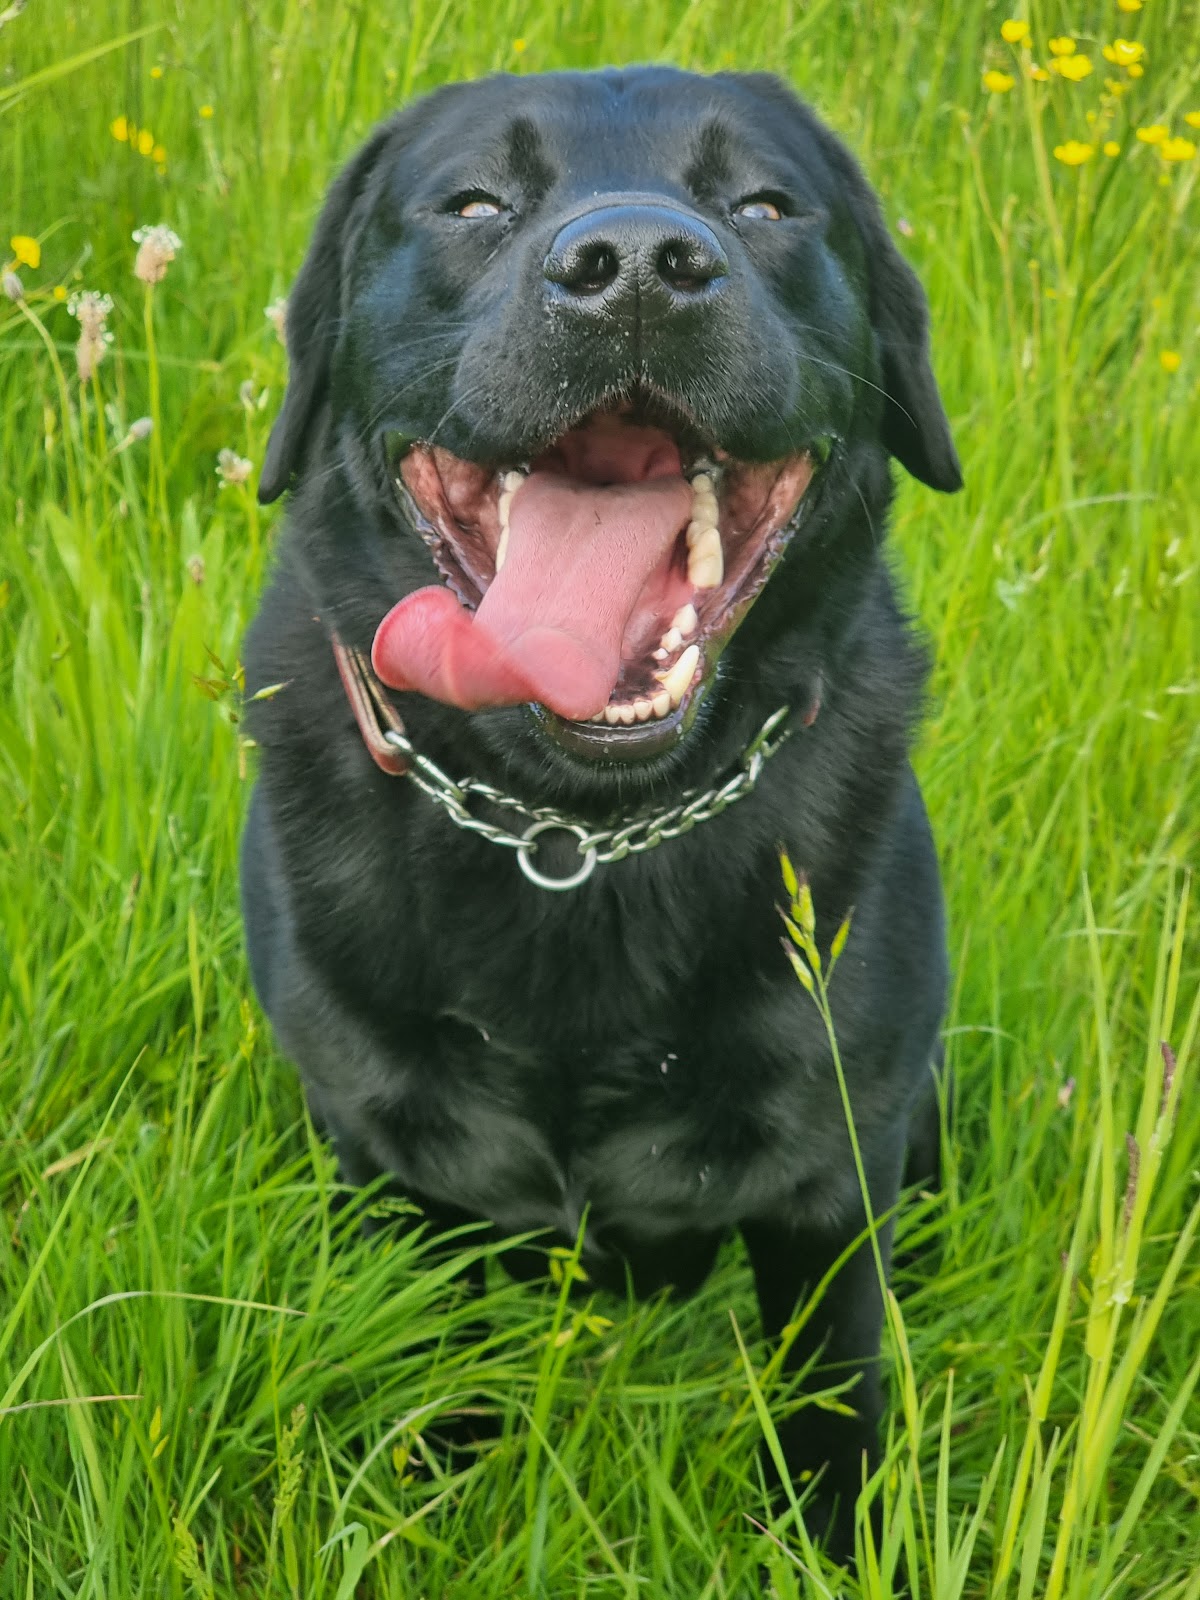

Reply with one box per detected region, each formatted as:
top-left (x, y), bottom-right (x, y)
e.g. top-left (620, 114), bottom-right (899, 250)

top-left (242, 66), bottom-right (959, 1561)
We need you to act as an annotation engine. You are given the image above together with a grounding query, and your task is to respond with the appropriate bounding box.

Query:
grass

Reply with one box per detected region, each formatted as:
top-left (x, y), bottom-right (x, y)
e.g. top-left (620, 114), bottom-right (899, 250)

top-left (1, 0), bottom-right (1198, 1594)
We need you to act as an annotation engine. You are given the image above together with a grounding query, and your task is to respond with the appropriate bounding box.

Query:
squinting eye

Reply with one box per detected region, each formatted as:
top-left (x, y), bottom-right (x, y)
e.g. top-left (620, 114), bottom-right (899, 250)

top-left (734, 198), bottom-right (784, 221)
top-left (457, 197), bottom-right (503, 218)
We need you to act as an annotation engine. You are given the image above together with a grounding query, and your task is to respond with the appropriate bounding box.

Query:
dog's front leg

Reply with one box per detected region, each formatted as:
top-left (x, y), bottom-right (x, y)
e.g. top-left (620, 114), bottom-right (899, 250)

top-left (740, 1207), bottom-right (895, 1564)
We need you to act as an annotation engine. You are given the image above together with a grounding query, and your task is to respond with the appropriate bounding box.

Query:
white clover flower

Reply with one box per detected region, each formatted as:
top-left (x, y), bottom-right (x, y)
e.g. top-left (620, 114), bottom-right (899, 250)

top-left (132, 223), bottom-right (183, 284)
top-left (216, 448), bottom-right (253, 488)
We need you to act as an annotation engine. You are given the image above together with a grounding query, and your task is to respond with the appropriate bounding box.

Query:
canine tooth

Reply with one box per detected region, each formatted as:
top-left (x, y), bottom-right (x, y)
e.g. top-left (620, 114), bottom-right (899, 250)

top-left (657, 643), bottom-right (699, 705)
top-left (495, 525), bottom-right (509, 572)
top-left (634, 698), bottom-right (653, 721)
top-left (618, 703), bottom-right (636, 725)
top-left (672, 603), bottom-right (698, 636)
top-left (660, 626), bottom-right (682, 653)
top-left (687, 527), bottom-right (723, 590)
top-left (501, 470), bottom-right (525, 492)
top-left (604, 704), bottom-right (622, 725)
top-left (651, 689), bottom-right (671, 718)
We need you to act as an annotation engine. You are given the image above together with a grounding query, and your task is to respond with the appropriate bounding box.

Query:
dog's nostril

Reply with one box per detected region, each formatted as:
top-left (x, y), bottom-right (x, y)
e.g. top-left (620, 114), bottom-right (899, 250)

top-left (572, 243), bottom-right (620, 295)
top-left (657, 239), bottom-right (723, 293)
top-left (546, 239), bottom-right (622, 297)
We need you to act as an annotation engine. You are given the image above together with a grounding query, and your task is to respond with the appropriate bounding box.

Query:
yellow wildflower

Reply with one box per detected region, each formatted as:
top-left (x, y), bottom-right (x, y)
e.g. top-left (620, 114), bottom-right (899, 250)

top-left (152, 143), bottom-right (166, 163)
top-left (1048, 36), bottom-right (1076, 55)
top-left (1030, 62), bottom-right (1051, 80)
top-left (1000, 18), bottom-right (1030, 43)
top-left (150, 64), bottom-right (163, 78)
top-left (983, 69), bottom-right (1016, 92)
top-left (1052, 54), bottom-right (1093, 80)
top-left (1159, 351), bottom-right (1181, 373)
top-left (1185, 112), bottom-right (1200, 128)
top-left (1102, 39), bottom-right (1145, 65)
top-left (1103, 140), bottom-right (1121, 156)
top-left (1160, 137), bottom-right (1196, 161)
top-left (136, 128), bottom-right (154, 156)
top-left (1105, 78), bottom-right (1128, 95)
top-left (512, 37), bottom-right (527, 52)
top-left (1053, 140), bottom-right (1095, 165)
top-left (199, 103), bottom-right (214, 119)
top-left (110, 114), bottom-right (130, 142)
top-left (1136, 124), bottom-right (1168, 143)
top-left (1127, 62), bottom-right (1144, 77)
top-left (1117, 0), bottom-right (1142, 9)
top-left (53, 284), bottom-right (68, 301)
top-left (9, 235), bottom-right (40, 269)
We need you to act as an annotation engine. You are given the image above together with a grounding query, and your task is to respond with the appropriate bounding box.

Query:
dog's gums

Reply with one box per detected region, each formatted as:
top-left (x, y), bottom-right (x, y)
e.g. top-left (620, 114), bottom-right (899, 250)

top-left (371, 406), bottom-right (820, 759)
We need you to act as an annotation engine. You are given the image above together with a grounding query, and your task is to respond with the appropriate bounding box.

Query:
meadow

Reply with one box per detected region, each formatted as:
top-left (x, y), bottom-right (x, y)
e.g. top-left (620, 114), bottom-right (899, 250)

top-left (1, 1), bottom-right (1198, 1594)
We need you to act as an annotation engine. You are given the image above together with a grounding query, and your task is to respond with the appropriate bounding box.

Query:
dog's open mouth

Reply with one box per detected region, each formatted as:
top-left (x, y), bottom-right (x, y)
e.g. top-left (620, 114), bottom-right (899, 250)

top-left (372, 404), bottom-right (820, 758)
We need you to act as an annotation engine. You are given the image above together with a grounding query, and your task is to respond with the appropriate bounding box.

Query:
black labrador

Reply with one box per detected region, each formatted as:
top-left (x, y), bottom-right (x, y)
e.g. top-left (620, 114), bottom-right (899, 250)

top-left (241, 66), bottom-right (959, 1561)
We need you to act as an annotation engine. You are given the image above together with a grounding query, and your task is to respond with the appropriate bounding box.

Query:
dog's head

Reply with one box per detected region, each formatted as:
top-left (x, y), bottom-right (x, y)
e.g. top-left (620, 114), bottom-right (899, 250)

top-left (260, 68), bottom-right (959, 766)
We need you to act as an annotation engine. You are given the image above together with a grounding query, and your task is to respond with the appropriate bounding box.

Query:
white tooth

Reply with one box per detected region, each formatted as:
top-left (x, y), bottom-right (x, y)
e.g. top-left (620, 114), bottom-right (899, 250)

top-left (687, 527), bottom-right (723, 590)
top-left (672, 603), bottom-right (698, 636)
top-left (690, 552), bottom-right (722, 589)
top-left (660, 626), bottom-right (682, 653)
top-left (652, 690), bottom-right (671, 718)
top-left (690, 473), bottom-right (714, 496)
top-left (652, 647), bottom-right (669, 662)
top-left (501, 470), bottom-right (526, 492)
top-left (634, 698), bottom-right (653, 721)
top-left (657, 643), bottom-right (699, 705)
top-left (618, 703), bottom-right (636, 725)
top-left (495, 525), bottom-right (509, 572)
top-left (604, 704), bottom-right (622, 725)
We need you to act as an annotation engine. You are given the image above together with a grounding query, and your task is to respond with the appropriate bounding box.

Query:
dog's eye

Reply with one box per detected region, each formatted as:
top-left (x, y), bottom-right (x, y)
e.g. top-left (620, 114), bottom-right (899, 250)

top-left (454, 196), bottom-right (504, 219)
top-left (734, 196), bottom-right (785, 221)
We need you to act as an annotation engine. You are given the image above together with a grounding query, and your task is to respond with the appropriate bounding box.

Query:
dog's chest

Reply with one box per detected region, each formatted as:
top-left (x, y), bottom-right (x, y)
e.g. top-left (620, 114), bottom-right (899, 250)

top-left (371, 987), bottom-right (840, 1247)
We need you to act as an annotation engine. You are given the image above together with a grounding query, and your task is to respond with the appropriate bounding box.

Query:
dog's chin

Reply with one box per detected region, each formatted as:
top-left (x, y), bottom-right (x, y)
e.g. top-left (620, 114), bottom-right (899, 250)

top-left (380, 399), bottom-right (831, 765)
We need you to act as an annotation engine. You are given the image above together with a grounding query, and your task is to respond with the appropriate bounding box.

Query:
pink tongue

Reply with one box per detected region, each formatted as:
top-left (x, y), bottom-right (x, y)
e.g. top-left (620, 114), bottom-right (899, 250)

top-left (372, 473), bottom-right (692, 719)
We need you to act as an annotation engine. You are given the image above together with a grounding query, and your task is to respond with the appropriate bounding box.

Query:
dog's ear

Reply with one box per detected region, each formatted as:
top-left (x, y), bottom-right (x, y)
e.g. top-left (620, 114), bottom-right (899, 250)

top-left (258, 125), bottom-right (396, 505)
top-left (861, 223), bottom-right (962, 493)
top-left (788, 98), bottom-right (961, 493)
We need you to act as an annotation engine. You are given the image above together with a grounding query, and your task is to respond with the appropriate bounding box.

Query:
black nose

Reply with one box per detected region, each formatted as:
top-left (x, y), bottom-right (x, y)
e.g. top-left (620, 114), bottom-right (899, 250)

top-left (544, 203), bottom-right (728, 315)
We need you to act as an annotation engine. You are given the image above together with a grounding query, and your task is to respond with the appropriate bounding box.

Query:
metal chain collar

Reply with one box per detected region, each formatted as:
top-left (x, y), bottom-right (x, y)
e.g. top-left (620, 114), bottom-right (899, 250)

top-left (382, 704), bottom-right (793, 891)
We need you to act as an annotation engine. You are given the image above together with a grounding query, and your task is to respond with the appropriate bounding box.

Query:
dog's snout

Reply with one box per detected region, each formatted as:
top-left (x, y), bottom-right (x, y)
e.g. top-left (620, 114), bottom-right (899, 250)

top-left (543, 204), bottom-right (728, 314)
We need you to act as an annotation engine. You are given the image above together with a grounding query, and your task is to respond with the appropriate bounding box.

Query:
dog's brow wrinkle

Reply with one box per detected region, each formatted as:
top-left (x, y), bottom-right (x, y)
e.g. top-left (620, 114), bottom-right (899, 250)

top-left (684, 120), bottom-right (735, 198)
top-left (505, 116), bottom-right (554, 197)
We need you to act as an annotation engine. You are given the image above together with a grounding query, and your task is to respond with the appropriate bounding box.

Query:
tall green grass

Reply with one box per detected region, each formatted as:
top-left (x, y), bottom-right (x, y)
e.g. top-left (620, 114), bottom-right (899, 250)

top-left (1, 1), bottom-right (1197, 1594)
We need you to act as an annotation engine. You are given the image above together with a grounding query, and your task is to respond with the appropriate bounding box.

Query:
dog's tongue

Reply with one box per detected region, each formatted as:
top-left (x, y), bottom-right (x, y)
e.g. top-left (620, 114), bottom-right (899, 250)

top-left (372, 471), bottom-right (692, 720)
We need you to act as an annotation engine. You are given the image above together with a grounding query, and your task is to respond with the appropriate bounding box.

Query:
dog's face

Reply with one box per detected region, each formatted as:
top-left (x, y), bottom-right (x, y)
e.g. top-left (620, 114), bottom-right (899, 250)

top-left (260, 68), bottom-right (959, 765)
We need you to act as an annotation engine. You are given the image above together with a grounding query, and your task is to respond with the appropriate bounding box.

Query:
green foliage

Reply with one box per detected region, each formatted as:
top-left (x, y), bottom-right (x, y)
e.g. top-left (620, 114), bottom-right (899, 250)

top-left (1, 1), bottom-right (1197, 1594)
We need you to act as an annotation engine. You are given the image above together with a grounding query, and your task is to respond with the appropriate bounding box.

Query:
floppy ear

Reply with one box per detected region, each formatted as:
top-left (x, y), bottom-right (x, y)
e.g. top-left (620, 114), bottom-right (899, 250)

top-left (258, 125), bottom-right (396, 505)
top-left (865, 232), bottom-right (963, 493)
top-left (782, 92), bottom-right (962, 493)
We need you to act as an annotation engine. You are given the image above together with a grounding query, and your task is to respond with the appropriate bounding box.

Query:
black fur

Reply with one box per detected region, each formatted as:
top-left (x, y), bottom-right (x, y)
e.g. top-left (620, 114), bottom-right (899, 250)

top-left (242, 67), bottom-right (958, 1562)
